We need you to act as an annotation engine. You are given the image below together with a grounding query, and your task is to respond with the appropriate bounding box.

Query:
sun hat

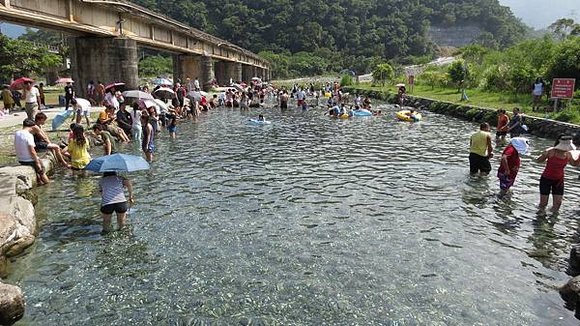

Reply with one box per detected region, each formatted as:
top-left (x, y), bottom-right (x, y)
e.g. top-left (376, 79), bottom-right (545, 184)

top-left (554, 136), bottom-right (576, 152)
top-left (511, 137), bottom-right (529, 155)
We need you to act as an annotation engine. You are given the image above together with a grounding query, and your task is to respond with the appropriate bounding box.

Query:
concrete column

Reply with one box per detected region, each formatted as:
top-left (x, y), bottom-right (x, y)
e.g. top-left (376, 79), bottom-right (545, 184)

top-left (200, 56), bottom-right (214, 91)
top-left (242, 65), bottom-right (253, 83)
top-left (70, 37), bottom-right (138, 98)
top-left (232, 62), bottom-right (242, 83)
top-left (173, 54), bottom-right (201, 85)
top-left (214, 61), bottom-right (227, 86)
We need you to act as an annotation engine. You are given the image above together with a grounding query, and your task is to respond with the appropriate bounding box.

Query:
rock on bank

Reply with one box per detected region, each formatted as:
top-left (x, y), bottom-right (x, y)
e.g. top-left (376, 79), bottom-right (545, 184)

top-left (0, 158), bottom-right (53, 324)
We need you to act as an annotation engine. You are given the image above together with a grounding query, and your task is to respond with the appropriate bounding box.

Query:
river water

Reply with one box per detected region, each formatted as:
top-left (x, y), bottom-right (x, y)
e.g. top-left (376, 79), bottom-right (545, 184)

top-left (8, 103), bottom-right (580, 325)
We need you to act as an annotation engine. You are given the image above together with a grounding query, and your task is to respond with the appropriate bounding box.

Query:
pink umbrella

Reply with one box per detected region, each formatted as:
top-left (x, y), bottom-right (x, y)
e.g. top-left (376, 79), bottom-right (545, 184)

top-left (56, 77), bottom-right (74, 84)
top-left (105, 82), bottom-right (125, 91)
top-left (10, 77), bottom-right (34, 90)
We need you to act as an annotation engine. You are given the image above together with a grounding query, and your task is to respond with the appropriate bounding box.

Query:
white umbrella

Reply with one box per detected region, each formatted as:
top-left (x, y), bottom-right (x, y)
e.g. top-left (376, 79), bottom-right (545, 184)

top-left (123, 90), bottom-right (154, 100)
top-left (231, 83), bottom-right (244, 92)
top-left (153, 99), bottom-right (169, 113)
top-left (395, 83), bottom-right (406, 87)
top-left (153, 87), bottom-right (175, 99)
top-left (187, 91), bottom-right (208, 101)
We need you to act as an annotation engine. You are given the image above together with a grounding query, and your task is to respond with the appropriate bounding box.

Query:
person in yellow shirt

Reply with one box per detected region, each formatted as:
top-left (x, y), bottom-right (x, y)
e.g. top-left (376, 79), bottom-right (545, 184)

top-left (469, 122), bottom-right (494, 176)
top-left (67, 124), bottom-right (91, 170)
top-left (1, 85), bottom-right (14, 113)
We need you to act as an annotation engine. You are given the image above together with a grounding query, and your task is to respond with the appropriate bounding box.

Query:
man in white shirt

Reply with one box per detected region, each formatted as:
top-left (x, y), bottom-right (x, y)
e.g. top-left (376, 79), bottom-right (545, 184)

top-left (14, 119), bottom-right (49, 185)
top-left (194, 77), bottom-right (200, 91)
top-left (23, 81), bottom-right (40, 120)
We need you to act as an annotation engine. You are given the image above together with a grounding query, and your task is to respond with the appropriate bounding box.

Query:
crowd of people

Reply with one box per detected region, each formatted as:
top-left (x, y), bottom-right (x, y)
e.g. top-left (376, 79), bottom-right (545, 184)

top-left (469, 108), bottom-right (580, 214)
top-left (11, 76), bottom-right (579, 231)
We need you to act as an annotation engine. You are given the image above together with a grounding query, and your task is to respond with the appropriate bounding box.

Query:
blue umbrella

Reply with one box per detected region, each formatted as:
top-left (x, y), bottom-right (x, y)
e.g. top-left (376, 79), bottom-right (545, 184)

top-left (85, 153), bottom-right (150, 173)
top-left (151, 78), bottom-right (173, 86)
top-left (51, 109), bottom-right (73, 131)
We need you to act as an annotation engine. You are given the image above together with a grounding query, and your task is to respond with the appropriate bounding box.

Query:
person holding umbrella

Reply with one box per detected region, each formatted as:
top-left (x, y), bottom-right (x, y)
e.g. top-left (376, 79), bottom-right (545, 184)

top-left (99, 171), bottom-right (134, 234)
top-left (23, 80), bottom-right (41, 120)
top-left (85, 153), bottom-right (149, 234)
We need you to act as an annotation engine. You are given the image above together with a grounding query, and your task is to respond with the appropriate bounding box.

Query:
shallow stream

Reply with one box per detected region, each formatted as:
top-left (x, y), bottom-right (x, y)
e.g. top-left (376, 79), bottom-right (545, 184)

top-left (8, 103), bottom-right (580, 325)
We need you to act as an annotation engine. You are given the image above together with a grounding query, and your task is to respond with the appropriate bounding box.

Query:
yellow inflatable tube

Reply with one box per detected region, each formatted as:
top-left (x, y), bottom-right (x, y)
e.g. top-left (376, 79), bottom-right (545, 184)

top-left (396, 110), bottom-right (422, 122)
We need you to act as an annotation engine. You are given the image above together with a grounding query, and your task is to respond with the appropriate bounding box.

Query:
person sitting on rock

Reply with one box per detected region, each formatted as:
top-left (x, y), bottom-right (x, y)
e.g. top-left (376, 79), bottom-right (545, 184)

top-left (32, 112), bottom-right (70, 168)
top-left (14, 119), bottom-right (50, 185)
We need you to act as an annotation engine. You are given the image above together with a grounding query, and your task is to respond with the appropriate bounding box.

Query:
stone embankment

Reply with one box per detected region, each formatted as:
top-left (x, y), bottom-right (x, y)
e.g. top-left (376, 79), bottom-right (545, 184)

top-left (344, 88), bottom-right (580, 139)
top-left (0, 156), bottom-right (55, 325)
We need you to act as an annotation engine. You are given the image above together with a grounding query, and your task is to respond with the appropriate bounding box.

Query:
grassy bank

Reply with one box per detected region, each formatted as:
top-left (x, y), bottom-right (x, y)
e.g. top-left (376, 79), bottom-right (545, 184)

top-left (352, 83), bottom-right (580, 124)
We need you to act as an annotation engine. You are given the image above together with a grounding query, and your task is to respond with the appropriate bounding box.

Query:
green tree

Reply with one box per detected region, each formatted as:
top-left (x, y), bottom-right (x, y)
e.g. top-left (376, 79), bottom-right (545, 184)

top-left (372, 63), bottom-right (394, 86)
top-left (545, 36), bottom-right (580, 88)
top-left (448, 59), bottom-right (468, 90)
top-left (138, 55), bottom-right (172, 77)
top-left (0, 35), bottom-right (62, 82)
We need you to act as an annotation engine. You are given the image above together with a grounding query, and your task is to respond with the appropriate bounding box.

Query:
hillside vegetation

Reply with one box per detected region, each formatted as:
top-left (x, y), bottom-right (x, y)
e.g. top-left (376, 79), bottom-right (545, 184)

top-left (131, 0), bottom-right (528, 77)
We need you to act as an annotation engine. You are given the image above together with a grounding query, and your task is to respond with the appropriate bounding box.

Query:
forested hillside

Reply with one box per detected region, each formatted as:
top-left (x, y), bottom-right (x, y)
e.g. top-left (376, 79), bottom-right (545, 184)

top-left (131, 0), bottom-right (528, 77)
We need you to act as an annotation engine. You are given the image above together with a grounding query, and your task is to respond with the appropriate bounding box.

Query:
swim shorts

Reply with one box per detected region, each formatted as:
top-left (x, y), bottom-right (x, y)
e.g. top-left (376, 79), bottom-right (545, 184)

top-left (539, 176), bottom-right (564, 196)
top-left (469, 153), bottom-right (491, 174)
top-left (498, 172), bottom-right (515, 190)
top-left (101, 201), bottom-right (128, 214)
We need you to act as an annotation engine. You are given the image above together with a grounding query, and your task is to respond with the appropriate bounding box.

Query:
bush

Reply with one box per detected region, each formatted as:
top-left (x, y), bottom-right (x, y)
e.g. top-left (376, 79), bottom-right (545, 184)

top-left (340, 74), bottom-right (354, 86)
top-left (552, 108), bottom-right (580, 122)
top-left (372, 63), bottom-right (394, 86)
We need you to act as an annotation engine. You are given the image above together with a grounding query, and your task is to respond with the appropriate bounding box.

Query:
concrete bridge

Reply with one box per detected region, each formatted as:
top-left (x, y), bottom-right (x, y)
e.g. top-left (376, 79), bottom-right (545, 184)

top-left (0, 0), bottom-right (270, 94)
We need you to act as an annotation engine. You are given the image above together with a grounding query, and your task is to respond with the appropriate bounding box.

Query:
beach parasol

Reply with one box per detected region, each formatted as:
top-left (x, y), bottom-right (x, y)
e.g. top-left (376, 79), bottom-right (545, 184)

top-left (85, 153), bottom-right (150, 173)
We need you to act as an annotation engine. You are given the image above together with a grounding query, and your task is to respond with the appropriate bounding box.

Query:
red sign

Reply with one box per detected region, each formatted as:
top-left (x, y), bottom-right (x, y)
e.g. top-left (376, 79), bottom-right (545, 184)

top-left (551, 78), bottom-right (576, 99)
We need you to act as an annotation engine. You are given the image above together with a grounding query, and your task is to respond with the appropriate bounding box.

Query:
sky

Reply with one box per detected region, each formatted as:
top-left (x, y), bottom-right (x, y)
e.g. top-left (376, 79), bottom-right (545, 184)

top-left (499, 0), bottom-right (579, 29)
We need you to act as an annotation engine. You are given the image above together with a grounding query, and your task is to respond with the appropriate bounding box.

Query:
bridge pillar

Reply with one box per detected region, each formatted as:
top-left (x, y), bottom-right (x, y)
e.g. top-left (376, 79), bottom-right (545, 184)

top-left (242, 65), bottom-right (254, 83)
top-left (222, 61), bottom-right (242, 84)
top-left (173, 54), bottom-right (200, 85)
top-left (70, 37), bottom-right (138, 98)
top-left (173, 54), bottom-right (214, 91)
top-left (214, 61), bottom-right (227, 86)
top-left (201, 56), bottom-right (215, 91)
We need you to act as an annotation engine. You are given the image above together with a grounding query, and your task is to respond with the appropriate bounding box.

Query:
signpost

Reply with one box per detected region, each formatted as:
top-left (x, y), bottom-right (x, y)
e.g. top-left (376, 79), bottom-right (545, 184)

top-left (551, 78), bottom-right (576, 111)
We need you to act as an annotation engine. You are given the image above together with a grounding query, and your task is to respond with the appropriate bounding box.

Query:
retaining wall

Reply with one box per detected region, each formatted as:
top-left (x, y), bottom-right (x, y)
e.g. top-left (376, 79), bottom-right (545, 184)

top-left (343, 87), bottom-right (580, 139)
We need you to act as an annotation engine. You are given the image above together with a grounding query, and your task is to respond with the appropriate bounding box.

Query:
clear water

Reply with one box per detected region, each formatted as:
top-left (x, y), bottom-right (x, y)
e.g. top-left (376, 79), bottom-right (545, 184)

top-left (7, 104), bottom-right (580, 325)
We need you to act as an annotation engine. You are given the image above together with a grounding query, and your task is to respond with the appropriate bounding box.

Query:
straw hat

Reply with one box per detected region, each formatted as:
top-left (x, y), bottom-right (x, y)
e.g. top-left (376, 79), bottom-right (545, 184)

top-left (554, 136), bottom-right (576, 152)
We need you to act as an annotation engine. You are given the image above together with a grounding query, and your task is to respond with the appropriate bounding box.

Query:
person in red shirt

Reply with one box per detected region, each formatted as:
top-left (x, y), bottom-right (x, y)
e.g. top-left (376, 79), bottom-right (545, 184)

top-left (536, 135), bottom-right (576, 213)
top-left (496, 109), bottom-right (510, 145)
top-left (497, 137), bottom-right (529, 197)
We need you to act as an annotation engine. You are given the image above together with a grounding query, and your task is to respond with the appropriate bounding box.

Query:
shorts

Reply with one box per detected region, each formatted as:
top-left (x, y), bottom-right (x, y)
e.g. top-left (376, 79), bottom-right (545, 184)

top-left (167, 125), bottom-right (176, 133)
top-left (142, 142), bottom-right (155, 153)
top-left (297, 99), bottom-right (305, 106)
top-left (498, 171), bottom-right (515, 190)
top-left (539, 176), bottom-right (564, 196)
top-left (76, 108), bottom-right (89, 117)
top-left (35, 141), bottom-right (49, 151)
top-left (280, 102), bottom-right (288, 109)
top-left (19, 160), bottom-right (44, 174)
top-left (496, 131), bottom-right (507, 137)
top-left (100, 201), bottom-right (128, 214)
top-left (469, 153), bottom-right (491, 174)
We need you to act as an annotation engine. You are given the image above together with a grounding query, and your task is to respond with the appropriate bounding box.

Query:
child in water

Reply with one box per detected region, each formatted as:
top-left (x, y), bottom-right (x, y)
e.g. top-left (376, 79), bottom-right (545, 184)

top-left (258, 114), bottom-right (265, 122)
top-left (497, 137), bottom-right (529, 197)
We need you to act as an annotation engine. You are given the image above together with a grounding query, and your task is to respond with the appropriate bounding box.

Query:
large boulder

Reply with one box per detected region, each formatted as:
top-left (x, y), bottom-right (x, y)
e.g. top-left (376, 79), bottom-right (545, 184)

top-left (0, 282), bottom-right (24, 325)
